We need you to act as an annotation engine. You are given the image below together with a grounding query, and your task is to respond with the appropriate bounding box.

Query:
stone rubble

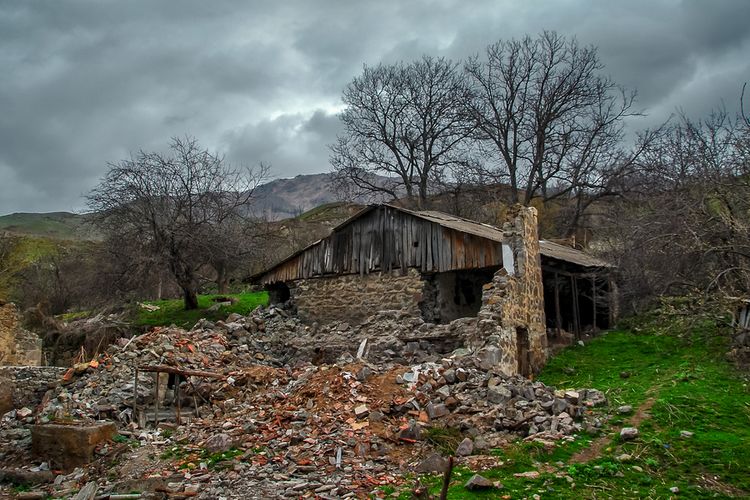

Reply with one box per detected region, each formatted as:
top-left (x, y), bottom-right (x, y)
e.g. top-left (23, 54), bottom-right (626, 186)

top-left (0, 305), bottom-right (611, 498)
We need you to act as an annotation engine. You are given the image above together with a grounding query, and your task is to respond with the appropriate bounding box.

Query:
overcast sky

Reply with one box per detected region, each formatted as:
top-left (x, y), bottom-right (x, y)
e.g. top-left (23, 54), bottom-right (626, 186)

top-left (1, 0), bottom-right (749, 215)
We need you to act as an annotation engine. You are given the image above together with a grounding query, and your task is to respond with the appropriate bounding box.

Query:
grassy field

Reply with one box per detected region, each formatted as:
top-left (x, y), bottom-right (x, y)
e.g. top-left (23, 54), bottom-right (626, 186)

top-left (134, 291), bottom-right (269, 329)
top-left (397, 325), bottom-right (750, 499)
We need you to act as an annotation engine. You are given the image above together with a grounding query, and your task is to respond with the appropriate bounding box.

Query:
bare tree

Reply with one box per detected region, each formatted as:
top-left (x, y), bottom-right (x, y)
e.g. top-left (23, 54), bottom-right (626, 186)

top-left (87, 137), bottom-right (267, 310)
top-left (331, 56), bottom-right (474, 208)
top-left (600, 107), bottom-right (750, 313)
top-left (465, 32), bottom-right (641, 226)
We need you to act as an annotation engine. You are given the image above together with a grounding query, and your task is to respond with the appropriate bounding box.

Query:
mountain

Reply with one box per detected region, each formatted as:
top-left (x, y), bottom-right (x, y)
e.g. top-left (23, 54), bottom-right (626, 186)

top-left (0, 173), bottom-right (383, 237)
top-left (250, 173), bottom-right (343, 220)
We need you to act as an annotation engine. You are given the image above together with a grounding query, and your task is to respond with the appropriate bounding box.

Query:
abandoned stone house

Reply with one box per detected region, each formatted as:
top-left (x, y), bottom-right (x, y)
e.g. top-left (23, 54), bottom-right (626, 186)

top-left (254, 204), bottom-right (614, 375)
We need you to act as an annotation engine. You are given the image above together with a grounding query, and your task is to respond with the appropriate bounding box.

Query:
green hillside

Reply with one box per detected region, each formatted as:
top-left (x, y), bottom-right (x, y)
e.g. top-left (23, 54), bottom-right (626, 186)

top-left (0, 211), bottom-right (98, 240)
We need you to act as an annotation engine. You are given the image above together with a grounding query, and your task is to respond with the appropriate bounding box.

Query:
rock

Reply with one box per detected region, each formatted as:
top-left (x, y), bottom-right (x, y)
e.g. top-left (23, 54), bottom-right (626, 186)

top-left (442, 369), bottom-right (457, 384)
top-left (368, 411), bottom-right (384, 422)
top-left (477, 346), bottom-right (502, 370)
top-left (204, 433), bottom-right (234, 453)
top-left (620, 427), bottom-right (639, 441)
top-left (455, 368), bottom-right (469, 382)
top-left (617, 404), bottom-right (633, 415)
top-left (513, 470), bottom-right (540, 479)
top-left (426, 402), bottom-right (449, 420)
top-left (669, 486), bottom-right (680, 494)
top-left (455, 437), bottom-right (474, 456)
top-left (17, 407), bottom-right (33, 418)
top-left (616, 453), bottom-right (632, 462)
top-left (564, 390), bottom-right (580, 403)
top-left (354, 404), bottom-right (369, 419)
top-left (552, 398), bottom-right (568, 415)
top-left (487, 386), bottom-right (512, 404)
top-left (414, 453), bottom-right (448, 474)
top-left (436, 385), bottom-right (451, 398)
top-left (73, 482), bottom-right (98, 500)
top-left (16, 493), bottom-right (47, 500)
top-left (583, 388), bottom-right (607, 406)
top-left (680, 430), bottom-right (694, 439)
top-left (464, 474), bottom-right (496, 491)
top-left (620, 371), bottom-right (631, 378)
top-left (355, 366), bottom-right (373, 381)
top-left (226, 313), bottom-right (243, 322)
top-left (398, 420), bottom-right (421, 441)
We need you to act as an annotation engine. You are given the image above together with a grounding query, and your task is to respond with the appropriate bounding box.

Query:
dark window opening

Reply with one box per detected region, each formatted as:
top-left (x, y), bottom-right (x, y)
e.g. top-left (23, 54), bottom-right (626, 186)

top-left (420, 267), bottom-right (499, 323)
top-left (268, 282), bottom-right (291, 305)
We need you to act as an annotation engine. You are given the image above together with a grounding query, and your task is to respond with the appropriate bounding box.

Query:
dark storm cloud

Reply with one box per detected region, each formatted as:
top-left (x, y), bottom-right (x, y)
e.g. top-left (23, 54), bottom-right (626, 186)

top-left (1, 0), bottom-right (748, 214)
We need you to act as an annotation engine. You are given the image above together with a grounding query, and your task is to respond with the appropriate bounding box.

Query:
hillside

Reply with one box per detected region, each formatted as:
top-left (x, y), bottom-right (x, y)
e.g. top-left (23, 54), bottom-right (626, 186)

top-left (0, 212), bottom-right (96, 240)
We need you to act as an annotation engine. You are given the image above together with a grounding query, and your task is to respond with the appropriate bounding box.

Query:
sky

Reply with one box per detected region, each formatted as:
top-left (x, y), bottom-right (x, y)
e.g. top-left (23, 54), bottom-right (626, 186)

top-left (1, 0), bottom-right (749, 215)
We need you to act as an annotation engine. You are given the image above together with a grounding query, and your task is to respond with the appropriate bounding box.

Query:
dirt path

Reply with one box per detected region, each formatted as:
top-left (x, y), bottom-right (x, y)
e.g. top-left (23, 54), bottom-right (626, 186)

top-left (569, 396), bottom-right (656, 464)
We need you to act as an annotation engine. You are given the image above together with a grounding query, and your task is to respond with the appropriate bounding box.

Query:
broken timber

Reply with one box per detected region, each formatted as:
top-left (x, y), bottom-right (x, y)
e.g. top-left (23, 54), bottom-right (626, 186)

top-left (134, 365), bottom-right (224, 427)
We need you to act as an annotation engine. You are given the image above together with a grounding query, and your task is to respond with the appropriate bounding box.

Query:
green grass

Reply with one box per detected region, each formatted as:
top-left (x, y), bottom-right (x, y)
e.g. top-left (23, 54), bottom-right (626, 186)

top-left (133, 291), bottom-right (269, 329)
top-left (393, 326), bottom-right (750, 499)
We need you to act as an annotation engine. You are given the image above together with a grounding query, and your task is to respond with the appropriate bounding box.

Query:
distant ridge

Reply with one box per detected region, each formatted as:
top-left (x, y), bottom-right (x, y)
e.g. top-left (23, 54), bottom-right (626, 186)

top-left (0, 172), bottom-right (390, 237)
top-left (0, 211), bottom-right (95, 240)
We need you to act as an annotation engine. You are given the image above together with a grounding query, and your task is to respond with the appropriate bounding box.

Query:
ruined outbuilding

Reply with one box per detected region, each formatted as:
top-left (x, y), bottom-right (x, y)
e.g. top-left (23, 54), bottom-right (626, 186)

top-left (255, 204), bottom-right (614, 375)
top-left (0, 302), bottom-right (42, 366)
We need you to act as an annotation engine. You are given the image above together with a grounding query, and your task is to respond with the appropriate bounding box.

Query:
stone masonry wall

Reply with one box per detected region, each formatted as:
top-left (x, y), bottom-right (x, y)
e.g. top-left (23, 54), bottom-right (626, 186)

top-left (0, 366), bottom-right (66, 414)
top-left (0, 302), bottom-right (42, 366)
top-left (472, 206), bottom-right (547, 375)
top-left (291, 268), bottom-right (424, 325)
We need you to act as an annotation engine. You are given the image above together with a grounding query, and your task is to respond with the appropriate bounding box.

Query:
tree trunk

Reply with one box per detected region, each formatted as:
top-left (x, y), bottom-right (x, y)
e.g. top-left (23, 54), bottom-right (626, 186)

top-left (182, 286), bottom-right (199, 310)
top-left (216, 265), bottom-right (229, 295)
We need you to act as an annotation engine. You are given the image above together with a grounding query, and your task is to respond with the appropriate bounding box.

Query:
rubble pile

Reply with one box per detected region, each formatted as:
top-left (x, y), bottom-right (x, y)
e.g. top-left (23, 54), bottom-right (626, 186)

top-left (0, 306), bottom-right (609, 498)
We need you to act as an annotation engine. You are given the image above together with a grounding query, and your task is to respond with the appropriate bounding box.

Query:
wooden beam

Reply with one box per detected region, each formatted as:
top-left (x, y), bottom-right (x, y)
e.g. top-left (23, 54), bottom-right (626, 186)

top-left (554, 272), bottom-right (562, 337)
top-left (138, 365), bottom-right (225, 379)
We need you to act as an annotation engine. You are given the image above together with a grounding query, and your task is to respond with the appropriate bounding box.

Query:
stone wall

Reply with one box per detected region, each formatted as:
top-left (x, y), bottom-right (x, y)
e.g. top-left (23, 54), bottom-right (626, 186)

top-left (290, 268), bottom-right (424, 325)
top-left (472, 206), bottom-right (547, 375)
top-left (0, 366), bottom-right (66, 414)
top-left (0, 302), bottom-right (42, 366)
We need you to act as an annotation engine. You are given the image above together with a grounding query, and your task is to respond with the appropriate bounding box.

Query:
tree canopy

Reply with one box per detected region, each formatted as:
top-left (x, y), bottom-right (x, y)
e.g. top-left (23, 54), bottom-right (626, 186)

top-left (87, 137), bottom-right (266, 309)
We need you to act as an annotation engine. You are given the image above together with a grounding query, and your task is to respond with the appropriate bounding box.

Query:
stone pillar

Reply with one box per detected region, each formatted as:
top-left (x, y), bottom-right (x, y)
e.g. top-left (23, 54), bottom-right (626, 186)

top-left (471, 206), bottom-right (547, 376)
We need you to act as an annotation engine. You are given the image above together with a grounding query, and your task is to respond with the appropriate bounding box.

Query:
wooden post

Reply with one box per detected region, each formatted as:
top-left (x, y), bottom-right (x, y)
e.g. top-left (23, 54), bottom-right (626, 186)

top-left (554, 272), bottom-right (562, 337)
top-left (571, 276), bottom-right (581, 340)
top-left (133, 368), bottom-right (138, 424)
top-left (175, 375), bottom-right (181, 426)
top-left (154, 372), bottom-right (160, 428)
top-left (592, 276), bottom-right (597, 331)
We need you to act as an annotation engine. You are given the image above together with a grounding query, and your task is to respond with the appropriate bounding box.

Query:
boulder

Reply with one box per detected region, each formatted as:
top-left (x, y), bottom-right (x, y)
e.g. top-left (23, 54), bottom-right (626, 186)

top-left (620, 427), bottom-right (639, 441)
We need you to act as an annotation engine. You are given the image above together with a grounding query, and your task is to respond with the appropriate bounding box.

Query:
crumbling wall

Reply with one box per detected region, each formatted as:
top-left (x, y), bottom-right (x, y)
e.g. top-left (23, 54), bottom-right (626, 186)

top-left (0, 302), bottom-right (42, 366)
top-left (291, 268), bottom-right (424, 325)
top-left (0, 366), bottom-right (66, 413)
top-left (473, 206), bottom-right (547, 375)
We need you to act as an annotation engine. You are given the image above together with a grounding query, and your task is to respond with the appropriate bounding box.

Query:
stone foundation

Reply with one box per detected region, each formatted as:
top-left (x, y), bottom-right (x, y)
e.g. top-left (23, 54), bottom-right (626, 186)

top-left (0, 302), bottom-right (42, 366)
top-left (291, 269), bottom-right (424, 325)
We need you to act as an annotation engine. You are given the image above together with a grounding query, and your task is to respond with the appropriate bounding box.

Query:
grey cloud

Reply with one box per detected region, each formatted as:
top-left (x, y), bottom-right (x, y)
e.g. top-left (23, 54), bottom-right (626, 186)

top-left (221, 110), bottom-right (343, 177)
top-left (1, 0), bottom-right (748, 214)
